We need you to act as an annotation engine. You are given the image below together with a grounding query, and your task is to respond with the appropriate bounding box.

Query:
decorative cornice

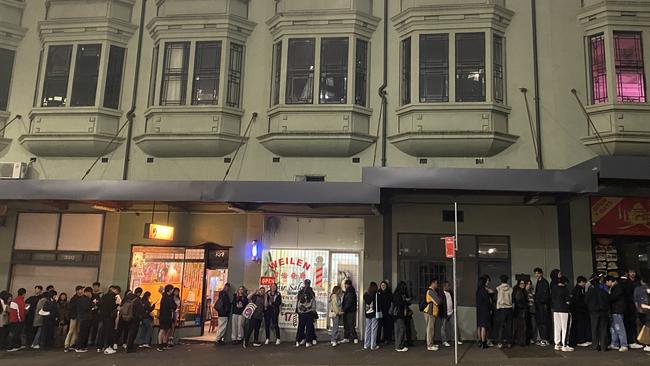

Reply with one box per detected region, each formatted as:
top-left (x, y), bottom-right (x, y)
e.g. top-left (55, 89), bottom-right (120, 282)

top-left (0, 0), bottom-right (28, 49)
top-left (392, 3), bottom-right (515, 35)
top-left (267, 9), bottom-right (381, 40)
top-left (578, 0), bottom-right (650, 32)
top-left (147, 14), bottom-right (256, 43)
top-left (38, 17), bottom-right (138, 45)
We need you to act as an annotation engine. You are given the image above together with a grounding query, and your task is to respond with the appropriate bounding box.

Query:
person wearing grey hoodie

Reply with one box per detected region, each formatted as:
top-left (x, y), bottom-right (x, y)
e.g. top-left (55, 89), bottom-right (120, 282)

top-left (495, 275), bottom-right (513, 348)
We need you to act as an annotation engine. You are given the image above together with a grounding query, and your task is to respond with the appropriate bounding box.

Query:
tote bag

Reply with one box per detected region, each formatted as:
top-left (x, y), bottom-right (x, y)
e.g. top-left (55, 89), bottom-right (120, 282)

top-left (375, 293), bottom-right (383, 319)
top-left (242, 303), bottom-right (257, 320)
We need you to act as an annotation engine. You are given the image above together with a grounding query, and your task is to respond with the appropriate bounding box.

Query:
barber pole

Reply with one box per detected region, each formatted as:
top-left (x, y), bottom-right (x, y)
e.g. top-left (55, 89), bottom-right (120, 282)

top-left (314, 256), bottom-right (324, 288)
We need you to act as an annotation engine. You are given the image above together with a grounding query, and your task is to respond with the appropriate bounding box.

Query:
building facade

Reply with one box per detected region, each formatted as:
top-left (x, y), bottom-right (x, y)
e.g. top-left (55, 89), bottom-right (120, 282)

top-left (0, 0), bottom-right (649, 340)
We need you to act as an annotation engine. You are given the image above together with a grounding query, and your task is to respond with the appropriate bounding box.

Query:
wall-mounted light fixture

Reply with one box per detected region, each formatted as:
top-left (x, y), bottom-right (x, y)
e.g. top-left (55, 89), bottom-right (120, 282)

top-left (251, 240), bottom-right (262, 263)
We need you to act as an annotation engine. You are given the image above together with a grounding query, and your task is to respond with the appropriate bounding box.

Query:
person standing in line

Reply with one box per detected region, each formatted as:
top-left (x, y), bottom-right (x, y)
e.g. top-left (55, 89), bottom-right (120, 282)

top-left (265, 283), bottom-right (282, 345)
top-left (329, 286), bottom-right (344, 347)
top-left (214, 283), bottom-right (231, 345)
top-left (38, 291), bottom-right (58, 350)
top-left (157, 285), bottom-right (176, 352)
top-left (295, 279), bottom-right (316, 348)
top-left (25, 285), bottom-right (43, 346)
top-left (638, 283), bottom-right (650, 352)
top-left (243, 287), bottom-right (266, 348)
top-left (440, 281), bottom-right (462, 347)
top-left (476, 276), bottom-right (492, 349)
top-left (136, 291), bottom-right (155, 348)
top-left (99, 285), bottom-right (120, 355)
top-left (124, 288), bottom-right (144, 353)
top-left (633, 277), bottom-right (649, 352)
top-left (0, 291), bottom-right (10, 351)
top-left (166, 287), bottom-right (181, 348)
top-left (377, 281), bottom-right (393, 344)
top-left (56, 292), bottom-right (69, 341)
top-left (30, 290), bottom-right (49, 349)
top-left (585, 274), bottom-right (609, 351)
top-left (570, 276), bottom-right (591, 347)
top-left (89, 282), bottom-right (102, 347)
top-left (392, 281), bottom-right (410, 352)
top-left (512, 279), bottom-right (529, 347)
top-left (363, 282), bottom-right (380, 351)
top-left (534, 268), bottom-right (551, 346)
top-left (64, 286), bottom-right (83, 352)
top-left (341, 280), bottom-right (358, 344)
top-left (495, 275), bottom-right (514, 349)
top-left (230, 286), bottom-right (248, 345)
top-left (7, 288), bottom-right (27, 352)
top-left (608, 276), bottom-right (629, 352)
top-left (620, 270), bottom-right (643, 349)
top-left (71, 287), bottom-right (93, 353)
top-left (423, 278), bottom-right (440, 351)
top-left (551, 276), bottom-right (573, 352)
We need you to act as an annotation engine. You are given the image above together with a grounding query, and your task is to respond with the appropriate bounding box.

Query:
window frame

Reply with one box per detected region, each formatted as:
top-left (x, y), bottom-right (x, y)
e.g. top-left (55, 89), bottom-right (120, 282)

top-left (0, 48), bottom-right (16, 112)
top-left (70, 43), bottom-right (103, 107)
top-left (401, 37), bottom-right (412, 106)
top-left (103, 45), bottom-right (126, 110)
top-left (455, 32), bottom-right (486, 103)
top-left (354, 39), bottom-right (369, 107)
top-left (588, 33), bottom-right (609, 105)
top-left (160, 42), bottom-right (191, 106)
top-left (191, 41), bottom-right (222, 106)
top-left (613, 31), bottom-right (646, 103)
top-left (270, 41), bottom-right (282, 107)
top-left (226, 42), bottom-right (244, 108)
top-left (319, 37), bottom-right (349, 105)
top-left (419, 33), bottom-right (449, 103)
top-left (285, 38), bottom-right (316, 105)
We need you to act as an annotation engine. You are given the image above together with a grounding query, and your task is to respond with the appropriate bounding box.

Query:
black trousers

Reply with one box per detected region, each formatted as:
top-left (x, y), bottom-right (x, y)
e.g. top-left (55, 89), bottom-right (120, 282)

top-left (244, 318), bottom-right (262, 344)
top-left (535, 304), bottom-right (551, 342)
top-left (405, 316), bottom-right (413, 346)
top-left (570, 310), bottom-right (591, 345)
top-left (101, 317), bottom-right (115, 350)
top-left (295, 312), bottom-right (315, 343)
top-left (590, 311), bottom-right (609, 351)
top-left (378, 314), bottom-right (394, 342)
top-left (74, 320), bottom-right (91, 350)
top-left (343, 312), bottom-right (357, 340)
top-left (7, 323), bottom-right (23, 349)
top-left (263, 311), bottom-right (280, 340)
top-left (89, 314), bottom-right (100, 345)
top-left (625, 311), bottom-right (637, 344)
top-left (513, 310), bottom-right (528, 346)
top-left (495, 308), bottom-right (513, 344)
top-left (126, 320), bottom-right (140, 351)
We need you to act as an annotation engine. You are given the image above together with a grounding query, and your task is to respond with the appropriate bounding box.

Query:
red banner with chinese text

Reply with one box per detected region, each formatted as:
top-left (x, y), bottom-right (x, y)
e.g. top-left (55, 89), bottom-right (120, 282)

top-left (591, 196), bottom-right (650, 236)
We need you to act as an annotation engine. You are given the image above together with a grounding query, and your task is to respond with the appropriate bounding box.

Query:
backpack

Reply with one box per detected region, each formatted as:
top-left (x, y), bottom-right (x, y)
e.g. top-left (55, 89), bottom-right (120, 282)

top-left (120, 299), bottom-right (134, 322)
top-left (214, 296), bottom-right (224, 314)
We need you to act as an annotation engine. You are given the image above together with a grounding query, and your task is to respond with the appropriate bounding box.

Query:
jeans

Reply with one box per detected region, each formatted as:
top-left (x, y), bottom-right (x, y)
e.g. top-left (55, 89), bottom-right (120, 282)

top-left (496, 308), bottom-right (513, 344)
top-left (364, 317), bottom-right (378, 349)
top-left (231, 314), bottom-right (244, 341)
top-left (74, 320), bottom-right (91, 350)
top-left (64, 318), bottom-right (79, 348)
top-left (343, 312), bottom-right (357, 340)
top-left (330, 316), bottom-right (341, 343)
top-left (553, 312), bottom-right (570, 347)
top-left (215, 316), bottom-right (229, 342)
top-left (296, 312), bottom-right (315, 343)
top-left (441, 313), bottom-right (460, 343)
top-left (424, 313), bottom-right (436, 347)
top-left (136, 318), bottom-right (153, 345)
top-left (394, 318), bottom-right (406, 350)
top-left (264, 310), bottom-right (280, 341)
top-left (31, 327), bottom-right (42, 347)
top-left (590, 311), bottom-right (609, 351)
top-left (610, 313), bottom-right (628, 348)
top-left (244, 318), bottom-right (262, 344)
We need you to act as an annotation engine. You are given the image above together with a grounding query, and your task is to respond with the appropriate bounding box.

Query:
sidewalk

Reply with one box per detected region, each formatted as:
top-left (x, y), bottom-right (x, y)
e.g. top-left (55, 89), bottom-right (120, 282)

top-left (0, 342), bottom-right (648, 366)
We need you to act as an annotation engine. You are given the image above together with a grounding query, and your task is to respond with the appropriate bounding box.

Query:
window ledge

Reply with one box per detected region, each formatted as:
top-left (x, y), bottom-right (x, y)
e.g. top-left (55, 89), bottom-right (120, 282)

top-left (268, 104), bottom-right (372, 117)
top-left (144, 105), bottom-right (244, 118)
top-left (585, 102), bottom-right (650, 114)
top-left (389, 130), bottom-right (518, 157)
top-left (258, 131), bottom-right (376, 157)
top-left (396, 102), bottom-right (511, 116)
top-left (582, 131), bottom-right (650, 157)
top-left (19, 133), bottom-right (125, 157)
top-left (0, 111), bottom-right (11, 149)
top-left (29, 107), bottom-right (124, 119)
top-left (134, 132), bottom-right (246, 158)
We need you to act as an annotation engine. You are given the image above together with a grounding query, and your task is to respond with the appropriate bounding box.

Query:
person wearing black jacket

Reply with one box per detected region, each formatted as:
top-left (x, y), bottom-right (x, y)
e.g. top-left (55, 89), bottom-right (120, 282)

top-left (38, 291), bottom-right (59, 350)
top-left (71, 287), bottom-right (93, 352)
top-left (214, 283), bottom-right (232, 344)
top-left (24, 285), bottom-right (43, 345)
top-left (551, 276), bottom-right (573, 352)
top-left (392, 281), bottom-right (410, 352)
top-left (534, 268), bottom-right (551, 346)
top-left (570, 276), bottom-right (591, 347)
top-left (264, 283), bottom-right (282, 345)
top-left (585, 275), bottom-right (610, 351)
top-left (124, 288), bottom-right (145, 353)
top-left (619, 270), bottom-right (643, 349)
top-left (157, 285), bottom-right (177, 352)
top-left (64, 286), bottom-right (83, 352)
top-left (377, 281), bottom-right (393, 344)
top-left (89, 282), bottom-right (102, 347)
top-left (608, 276), bottom-right (629, 351)
top-left (99, 285), bottom-right (120, 355)
top-left (136, 291), bottom-right (155, 348)
top-left (513, 280), bottom-right (529, 347)
top-left (341, 280), bottom-right (358, 344)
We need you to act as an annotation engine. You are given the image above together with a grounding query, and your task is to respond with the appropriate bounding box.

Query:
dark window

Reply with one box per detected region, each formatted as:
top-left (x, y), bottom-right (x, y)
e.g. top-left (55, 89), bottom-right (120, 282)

top-left (589, 34), bottom-right (607, 104)
top-left (227, 43), bottom-right (244, 108)
top-left (493, 34), bottom-right (504, 104)
top-left (71, 44), bottom-right (102, 106)
top-left (419, 34), bottom-right (449, 102)
top-left (42, 45), bottom-right (73, 107)
top-left (456, 33), bottom-right (485, 102)
top-left (614, 32), bottom-right (645, 103)
top-left (401, 37), bottom-right (411, 105)
top-left (0, 48), bottom-right (15, 111)
top-left (355, 39), bottom-right (368, 106)
top-left (103, 46), bottom-right (125, 109)
top-left (192, 41), bottom-right (221, 105)
top-left (319, 37), bottom-right (348, 104)
top-left (270, 41), bottom-right (282, 106)
top-left (148, 46), bottom-right (159, 107)
top-left (286, 38), bottom-right (315, 104)
top-left (161, 42), bottom-right (190, 106)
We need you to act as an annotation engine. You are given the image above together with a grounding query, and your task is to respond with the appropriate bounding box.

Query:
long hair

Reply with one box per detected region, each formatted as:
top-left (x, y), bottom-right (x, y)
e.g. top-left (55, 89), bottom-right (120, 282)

top-left (367, 282), bottom-right (378, 295)
top-left (395, 281), bottom-right (408, 297)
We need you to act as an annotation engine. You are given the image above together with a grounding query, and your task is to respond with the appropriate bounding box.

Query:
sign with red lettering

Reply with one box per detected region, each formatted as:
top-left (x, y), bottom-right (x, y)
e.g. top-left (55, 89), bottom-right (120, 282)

top-left (591, 197), bottom-right (650, 236)
top-left (260, 276), bottom-right (275, 285)
top-left (444, 237), bottom-right (455, 258)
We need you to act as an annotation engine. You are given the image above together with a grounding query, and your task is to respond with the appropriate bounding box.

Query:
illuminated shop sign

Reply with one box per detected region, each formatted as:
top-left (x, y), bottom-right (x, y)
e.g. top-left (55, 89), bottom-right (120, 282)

top-left (144, 223), bottom-right (175, 241)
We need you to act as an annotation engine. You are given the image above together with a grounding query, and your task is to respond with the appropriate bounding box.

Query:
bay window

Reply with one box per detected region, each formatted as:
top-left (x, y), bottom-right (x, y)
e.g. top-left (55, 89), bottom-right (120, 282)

top-left (42, 45), bottom-right (73, 107)
top-left (319, 38), bottom-right (349, 104)
top-left (589, 34), bottom-right (608, 104)
top-left (70, 44), bottom-right (102, 107)
top-left (161, 42), bottom-right (190, 106)
top-left (227, 43), bottom-right (244, 108)
top-left (419, 34), bottom-right (448, 102)
top-left (614, 32), bottom-right (645, 103)
top-left (286, 38), bottom-right (315, 104)
top-left (456, 33), bottom-right (485, 102)
top-left (103, 46), bottom-right (126, 109)
top-left (0, 48), bottom-right (15, 111)
top-left (355, 39), bottom-right (368, 107)
top-left (401, 37), bottom-right (411, 106)
top-left (191, 42), bottom-right (221, 105)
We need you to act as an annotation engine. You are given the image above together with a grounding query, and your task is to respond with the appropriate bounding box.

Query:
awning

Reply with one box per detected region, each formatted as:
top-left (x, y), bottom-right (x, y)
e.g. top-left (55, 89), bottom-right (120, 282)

top-left (569, 155), bottom-right (650, 181)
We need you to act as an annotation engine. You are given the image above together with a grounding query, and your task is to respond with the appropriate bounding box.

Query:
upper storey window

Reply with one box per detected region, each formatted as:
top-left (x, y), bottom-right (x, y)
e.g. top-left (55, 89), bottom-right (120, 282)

top-left (614, 32), bottom-right (645, 103)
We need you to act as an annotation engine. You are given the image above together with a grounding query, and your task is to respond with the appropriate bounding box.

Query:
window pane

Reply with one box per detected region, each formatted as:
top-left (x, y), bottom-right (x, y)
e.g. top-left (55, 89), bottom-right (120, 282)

top-left (191, 41), bottom-right (220, 105)
top-left (354, 39), bottom-right (368, 106)
top-left (14, 213), bottom-right (59, 250)
top-left (589, 34), bottom-right (608, 104)
top-left (11, 265), bottom-right (98, 296)
top-left (401, 37), bottom-right (411, 105)
top-left (478, 236), bottom-right (509, 259)
top-left (103, 45), bottom-right (125, 109)
top-left (493, 34), bottom-right (504, 104)
top-left (0, 48), bottom-right (15, 111)
top-left (420, 34), bottom-right (449, 102)
top-left (614, 32), bottom-right (645, 103)
top-left (319, 37), bottom-right (348, 104)
top-left (227, 43), bottom-right (244, 108)
top-left (42, 45), bottom-right (73, 107)
top-left (271, 41), bottom-right (282, 106)
top-left (148, 46), bottom-right (159, 107)
top-left (456, 33), bottom-right (485, 102)
top-left (161, 42), bottom-right (190, 106)
top-left (286, 38), bottom-right (315, 104)
top-left (57, 214), bottom-right (103, 251)
top-left (71, 44), bottom-right (102, 106)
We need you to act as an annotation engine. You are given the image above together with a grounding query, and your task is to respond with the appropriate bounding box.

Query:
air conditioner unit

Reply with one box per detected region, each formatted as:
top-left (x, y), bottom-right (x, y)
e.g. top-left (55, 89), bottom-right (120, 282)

top-left (0, 162), bottom-right (27, 179)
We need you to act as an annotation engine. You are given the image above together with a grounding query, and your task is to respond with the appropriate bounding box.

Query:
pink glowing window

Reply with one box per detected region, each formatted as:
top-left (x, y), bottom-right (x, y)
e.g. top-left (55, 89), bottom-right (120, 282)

top-left (589, 34), bottom-right (608, 104)
top-left (614, 32), bottom-right (646, 103)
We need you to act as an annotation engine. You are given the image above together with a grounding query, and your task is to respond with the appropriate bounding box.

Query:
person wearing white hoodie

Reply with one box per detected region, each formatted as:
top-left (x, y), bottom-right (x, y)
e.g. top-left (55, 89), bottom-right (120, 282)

top-left (495, 275), bottom-right (514, 348)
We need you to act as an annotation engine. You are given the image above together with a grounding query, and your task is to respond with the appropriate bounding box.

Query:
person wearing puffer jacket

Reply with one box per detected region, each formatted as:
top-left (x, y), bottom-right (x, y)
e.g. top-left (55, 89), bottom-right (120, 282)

top-left (341, 280), bottom-right (358, 344)
top-left (495, 275), bottom-right (513, 348)
top-left (551, 276), bottom-right (573, 352)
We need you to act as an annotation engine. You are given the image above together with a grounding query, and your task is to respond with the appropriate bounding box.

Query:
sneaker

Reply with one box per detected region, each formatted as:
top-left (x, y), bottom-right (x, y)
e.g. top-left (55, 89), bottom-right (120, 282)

top-left (75, 349), bottom-right (88, 353)
top-left (340, 339), bottom-right (350, 344)
top-left (643, 346), bottom-right (650, 352)
top-left (275, 339), bottom-right (281, 345)
top-left (141, 344), bottom-right (151, 348)
top-left (371, 346), bottom-right (380, 351)
top-left (498, 343), bottom-right (504, 349)
top-left (156, 347), bottom-right (164, 352)
top-left (253, 343), bottom-right (262, 347)
top-left (331, 342), bottom-right (337, 347)
top-left (487, 340), bottom-right (494, 347)
top-left (443, 342), bottom-right (451, 347)
top-left (363, 346), bottom-right (369, 350)
top-left (562, 346), bottom-right (574, 352)
top-left (630, 343), bottom-right (643, 349)
top-left (7, 348), bottom-right (20, 352)
top-left (103, 348), bottom-right (116, 355)
top-left (457, 341), bottom-right (463, 345)
top-left (64, 347), bottom-right (69, 353)
top-left (312, 340), bottom-right (317, 345)
top-left (97, 348), bottom-right (102, 353)
top-left (295, 342), bottom-right (300, 347)
top-left (609, 344), bottom-right (620, 350)
top-left (32, 345), bottom-right (40, 350)
top-left (112, 344), bottom-right (118, 350)
top-left (354, 339), bottom-right (359, 344)
top-left (300, 340), bottom-right (306, 345)
top-left (554, 345), bottom-right (562, 351)
top-left (539, 340), bottom-right (549, 347)
top-left (305, 343), bottom-right (311, 348)
top-left (265, 339), bottom-right (269, 345)
top-left (578, 342), bottom-right (592, 347)
top-left (242, 342), bottom-right (247, 349)
top-left (427, 345), bottom-right (439, 351)
top-left (122, 344), bottom-right (127, 349)
top-left (619, 346), bottom-right (628, 352)
top-left (396, 347), bottom-right (408, 352)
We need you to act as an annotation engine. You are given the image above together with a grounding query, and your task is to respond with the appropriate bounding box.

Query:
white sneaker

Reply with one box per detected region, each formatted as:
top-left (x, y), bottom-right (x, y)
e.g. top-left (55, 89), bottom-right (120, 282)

top-left (562, 346), bottom-right (574, 352)
top-left (331, 341), bottom-right (337, 347)
top-left (396, 347), bottom-right (408, 352)
top-left (113, 344), bottom-right (118, 350)
top-left (275, 339), bottom-right (281, 345)
top-left (340, 338), bottom-right (350, 344)
top-left (354, 339), bottom-right (359, 344)
top-left (103, 347), bottom-right (116, 355)
top-left (122, 344), bottom-right (127, 349)
top-left (554, 345), bottom-right (562, 351)
top-left (300, 340), bottom-right (306, 345)
top-left (427, 345), bottom-right (439, 351)
top-left (6, 348), bottom-right (20, 352)
top-left (643, 346), bottom-right (650, 352)
top-left (443, 342), bottom-right (451, 347)
top-left (577, 342), bottom-right (592, 347)
top-left (619, 346), bottom-right (628, 352)
top-left (630, 343), bottom-right (643, 349)
top-left (295, 342), bottom-right (300, 348)
top-left (32, 345), bottom-right (40, 350)
top-left (609, 344), bottom-right (620, 350)
top-left (265, 339), bottom-right (269, 345)
top-left (312, 340), bottom-right (317, 345)
top-left (305, 343), bottom-right (311, 348)
top-left (457, 341), bottom-right (463, 345)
